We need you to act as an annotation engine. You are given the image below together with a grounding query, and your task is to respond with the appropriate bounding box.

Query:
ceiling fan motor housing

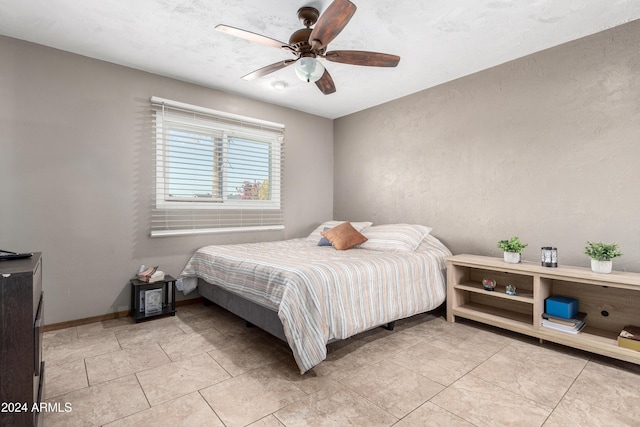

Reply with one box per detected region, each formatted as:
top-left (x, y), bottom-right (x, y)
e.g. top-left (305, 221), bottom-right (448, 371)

top-left (289, 7), bottom-right (327, 57)
top-left (289, 28), bottom-right (313, 53)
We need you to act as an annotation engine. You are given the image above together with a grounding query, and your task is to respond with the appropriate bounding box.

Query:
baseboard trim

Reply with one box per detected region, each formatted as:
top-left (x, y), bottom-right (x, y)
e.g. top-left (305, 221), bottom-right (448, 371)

top-left (43, 297), bottom-right (204, 332)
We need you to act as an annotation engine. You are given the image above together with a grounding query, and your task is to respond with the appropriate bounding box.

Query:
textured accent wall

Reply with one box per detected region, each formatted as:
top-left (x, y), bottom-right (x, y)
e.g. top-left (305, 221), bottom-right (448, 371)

top-left (334, 20), bottom-right (640, 271)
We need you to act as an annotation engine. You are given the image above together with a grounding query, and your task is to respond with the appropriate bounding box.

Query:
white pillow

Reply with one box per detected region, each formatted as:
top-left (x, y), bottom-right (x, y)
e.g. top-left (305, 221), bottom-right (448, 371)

top-left (360, 224), bottom-right (432, 252)
top-left (307, 220), bottom-right (373, 242)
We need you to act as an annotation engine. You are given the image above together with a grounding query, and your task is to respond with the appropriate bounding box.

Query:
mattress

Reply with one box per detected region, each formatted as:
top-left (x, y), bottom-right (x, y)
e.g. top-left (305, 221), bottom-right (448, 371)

top-left (180, 235), bottom-right (451, 373)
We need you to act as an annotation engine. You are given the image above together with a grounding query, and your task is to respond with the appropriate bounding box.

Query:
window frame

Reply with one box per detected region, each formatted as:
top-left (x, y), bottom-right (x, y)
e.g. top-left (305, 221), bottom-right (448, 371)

top-left (150, 97), bottom-right (284, 237)
top-left (155, 115), bottom-right (282, 210)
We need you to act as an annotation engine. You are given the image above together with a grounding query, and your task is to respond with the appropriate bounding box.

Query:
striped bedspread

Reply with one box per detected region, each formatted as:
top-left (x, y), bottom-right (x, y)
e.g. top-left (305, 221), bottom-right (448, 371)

top-left (180, 235), bottom-right (451, 373)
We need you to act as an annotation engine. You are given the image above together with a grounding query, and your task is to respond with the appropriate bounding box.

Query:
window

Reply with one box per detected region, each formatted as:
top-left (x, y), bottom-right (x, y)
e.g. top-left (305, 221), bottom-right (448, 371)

top-left (151, 97), bottom-right (284, 237)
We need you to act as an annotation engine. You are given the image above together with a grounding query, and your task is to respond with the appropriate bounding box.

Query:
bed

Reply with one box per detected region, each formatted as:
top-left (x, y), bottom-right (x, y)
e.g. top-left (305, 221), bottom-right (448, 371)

top-left (179, 222), bottom-right (451, 374)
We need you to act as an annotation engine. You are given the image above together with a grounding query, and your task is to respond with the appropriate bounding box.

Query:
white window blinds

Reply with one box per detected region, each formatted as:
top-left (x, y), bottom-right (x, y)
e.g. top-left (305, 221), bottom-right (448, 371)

top-left (150, 97), bottom-right (285, 237)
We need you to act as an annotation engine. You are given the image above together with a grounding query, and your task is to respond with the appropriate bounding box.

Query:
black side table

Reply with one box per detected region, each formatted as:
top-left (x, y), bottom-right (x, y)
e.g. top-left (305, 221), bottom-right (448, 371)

top-left (130, 275), bottom-right (177, 323)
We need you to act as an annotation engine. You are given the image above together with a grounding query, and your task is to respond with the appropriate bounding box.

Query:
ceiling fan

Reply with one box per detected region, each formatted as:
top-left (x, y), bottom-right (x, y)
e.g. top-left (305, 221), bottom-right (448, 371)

top-left (215, 0), bottom-right (400, 95)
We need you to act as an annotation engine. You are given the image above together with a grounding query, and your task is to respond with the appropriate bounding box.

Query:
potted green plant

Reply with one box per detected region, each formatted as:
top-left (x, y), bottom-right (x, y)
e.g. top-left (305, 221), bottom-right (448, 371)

top-left (497, 236), bottom-right (528, 264)
top-left (584, 241), bottom-right (623, 274)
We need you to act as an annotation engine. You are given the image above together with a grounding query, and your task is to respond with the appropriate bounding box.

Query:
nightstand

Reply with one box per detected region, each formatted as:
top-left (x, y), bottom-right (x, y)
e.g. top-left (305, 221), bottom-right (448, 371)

top-left (130, 275), bottom-right (177, 322)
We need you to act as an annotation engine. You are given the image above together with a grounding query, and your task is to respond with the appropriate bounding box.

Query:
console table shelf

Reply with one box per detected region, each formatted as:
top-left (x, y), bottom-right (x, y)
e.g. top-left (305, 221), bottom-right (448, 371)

top-left (455, 282), bottom-right (534, 303)
top-left (447, 254), bottom-right (640, 365)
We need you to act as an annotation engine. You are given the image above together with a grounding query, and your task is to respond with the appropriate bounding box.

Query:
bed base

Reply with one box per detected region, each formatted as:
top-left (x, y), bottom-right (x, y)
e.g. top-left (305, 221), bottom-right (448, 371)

top-left (198, 279), bottom-right (397, 344)
top-left (197, 279), bottom-right (288, 341)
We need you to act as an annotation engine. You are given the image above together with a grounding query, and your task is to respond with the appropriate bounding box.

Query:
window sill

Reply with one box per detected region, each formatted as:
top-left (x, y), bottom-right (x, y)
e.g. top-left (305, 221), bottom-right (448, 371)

top-left (150, 225), bottom-right (285, 238)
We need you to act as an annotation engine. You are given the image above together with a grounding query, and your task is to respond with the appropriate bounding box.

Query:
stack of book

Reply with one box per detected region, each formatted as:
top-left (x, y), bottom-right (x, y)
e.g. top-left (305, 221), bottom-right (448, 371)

top-left (618, 325), bottom-right (640, 351)
top-left (541, 312), bottom-right (586, 334)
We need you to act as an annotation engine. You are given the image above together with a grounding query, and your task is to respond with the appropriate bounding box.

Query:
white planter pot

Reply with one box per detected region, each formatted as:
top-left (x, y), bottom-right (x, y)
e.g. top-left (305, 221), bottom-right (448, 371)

top-left (503, 252), bottom-right (521, 264)
top-left (591, 259), bottom-right (612, 274)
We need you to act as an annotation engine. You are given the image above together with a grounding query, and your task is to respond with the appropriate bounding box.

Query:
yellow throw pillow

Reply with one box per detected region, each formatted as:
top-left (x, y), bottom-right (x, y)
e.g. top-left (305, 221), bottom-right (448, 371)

top-left (321, 221), bottom-right (368, 250)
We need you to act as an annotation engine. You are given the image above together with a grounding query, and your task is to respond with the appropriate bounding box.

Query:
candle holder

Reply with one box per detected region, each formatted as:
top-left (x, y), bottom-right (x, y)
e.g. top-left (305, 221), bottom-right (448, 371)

top-left (541, 247), bottom-right (558, 267)
top-left (482, 278), bottom-right (497, 291)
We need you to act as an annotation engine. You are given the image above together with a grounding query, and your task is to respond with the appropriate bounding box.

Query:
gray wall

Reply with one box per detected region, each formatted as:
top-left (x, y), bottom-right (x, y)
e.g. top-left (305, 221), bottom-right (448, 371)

top-left (0, 37), bottom-right (334, 324)
top-left (3, 19), bottom-right (640, 325)
top-left (334, 20), bottom-right (640, 272)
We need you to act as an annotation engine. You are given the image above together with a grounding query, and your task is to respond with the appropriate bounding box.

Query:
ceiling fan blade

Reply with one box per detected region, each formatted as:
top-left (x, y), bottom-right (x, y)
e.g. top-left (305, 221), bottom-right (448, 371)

top-left (325, 50), bottom-right (400, 67)
top-left (315, 69), bottom-right (336, 95)
top-left (309, 0), bottom-right (357, 51)
top-left (215, 24), bottom-right (287, 49)
top-left (242, 60), bottom-right (296, 81)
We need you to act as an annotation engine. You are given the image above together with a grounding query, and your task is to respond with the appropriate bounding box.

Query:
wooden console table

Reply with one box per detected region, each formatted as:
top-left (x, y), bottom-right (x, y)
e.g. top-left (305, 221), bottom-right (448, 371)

top-left (446, 254), bottom-right (640, 364)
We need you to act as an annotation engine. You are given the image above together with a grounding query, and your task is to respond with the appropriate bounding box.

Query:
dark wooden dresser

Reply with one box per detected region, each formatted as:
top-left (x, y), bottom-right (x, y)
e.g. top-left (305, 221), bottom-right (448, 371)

top-left (0, 253), bottom-right (44, 427)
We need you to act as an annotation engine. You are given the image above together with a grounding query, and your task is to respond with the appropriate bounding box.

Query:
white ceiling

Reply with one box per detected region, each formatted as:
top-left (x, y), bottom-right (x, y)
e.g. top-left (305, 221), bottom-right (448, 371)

top-left (1, 1), bottom-right (639, 119)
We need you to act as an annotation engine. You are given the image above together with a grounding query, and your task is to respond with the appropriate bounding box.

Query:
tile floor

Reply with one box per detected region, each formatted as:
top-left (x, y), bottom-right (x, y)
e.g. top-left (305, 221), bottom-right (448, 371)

top-left (42, 303), bottom-right (640, 426)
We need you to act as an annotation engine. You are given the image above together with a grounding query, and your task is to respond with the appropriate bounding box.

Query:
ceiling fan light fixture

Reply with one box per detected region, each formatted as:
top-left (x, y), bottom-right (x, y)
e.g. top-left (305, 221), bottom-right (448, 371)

top-left (294, 57), bottom-right (324, 83)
